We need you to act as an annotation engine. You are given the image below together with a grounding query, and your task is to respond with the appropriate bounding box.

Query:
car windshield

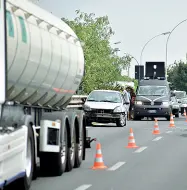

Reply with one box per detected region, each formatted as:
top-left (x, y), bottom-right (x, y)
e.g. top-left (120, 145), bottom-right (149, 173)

top-left (137, 86), bottom-right (168, 96)
top-left (175, 91), bottom-right (186, 99)
top-left (181, 99), bottom-right (187, 104)
top-left (87, 91), bottom-right (122, 103)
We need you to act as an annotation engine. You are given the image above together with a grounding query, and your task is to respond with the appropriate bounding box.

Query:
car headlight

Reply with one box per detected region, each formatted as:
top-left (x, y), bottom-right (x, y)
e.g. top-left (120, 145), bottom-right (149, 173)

top-left (83, 105), bottom-right (91, 111)
top-left (162, 101), bottom-right (169, 106)
top-left (113, 106), bottom-right (122, 113)
top-left (136, 101), bottom-right (142, 105)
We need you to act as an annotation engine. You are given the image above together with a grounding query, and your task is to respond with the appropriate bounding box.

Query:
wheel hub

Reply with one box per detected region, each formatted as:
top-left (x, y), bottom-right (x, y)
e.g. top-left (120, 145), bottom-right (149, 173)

top-left (61, 143), bottom-right (66, 164)
top-left (78, 139), bottom-right (83, 157)
top-left (70, 142), bottom-right (75, 160)
top-left (120, 114), bottom-right (126, 125)
top-left (26, 139), bottom-right (32, 178)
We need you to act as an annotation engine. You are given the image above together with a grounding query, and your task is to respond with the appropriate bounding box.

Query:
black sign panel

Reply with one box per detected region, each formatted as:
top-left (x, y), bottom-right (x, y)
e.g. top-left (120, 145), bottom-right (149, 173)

top-left (145, 62), bottom-right (165, 79)
top-left (135, 65), bottom-right (144, 80)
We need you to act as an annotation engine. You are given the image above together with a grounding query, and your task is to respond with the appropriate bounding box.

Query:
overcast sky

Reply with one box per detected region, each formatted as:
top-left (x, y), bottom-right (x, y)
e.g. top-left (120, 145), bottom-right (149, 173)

top-left (36, 0), bottom-right (187, 78)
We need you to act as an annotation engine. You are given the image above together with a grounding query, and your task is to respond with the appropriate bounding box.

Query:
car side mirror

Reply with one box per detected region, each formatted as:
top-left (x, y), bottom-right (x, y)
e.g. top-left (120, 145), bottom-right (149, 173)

top-left (178, 101), bottom-right (181, 103)
top-left (124, 102), bottom-right (130, 105)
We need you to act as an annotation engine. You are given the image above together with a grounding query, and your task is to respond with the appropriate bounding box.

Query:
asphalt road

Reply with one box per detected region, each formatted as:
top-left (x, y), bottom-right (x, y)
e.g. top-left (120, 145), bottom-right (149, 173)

top-left (31, 115), bottom-right (187, 190)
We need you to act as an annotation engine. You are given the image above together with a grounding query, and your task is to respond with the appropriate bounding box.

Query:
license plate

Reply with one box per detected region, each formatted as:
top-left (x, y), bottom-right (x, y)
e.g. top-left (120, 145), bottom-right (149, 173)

top-left (148, 110), bottom-right (156, 113)
top-left (96, 114), bottom-right (111, 117)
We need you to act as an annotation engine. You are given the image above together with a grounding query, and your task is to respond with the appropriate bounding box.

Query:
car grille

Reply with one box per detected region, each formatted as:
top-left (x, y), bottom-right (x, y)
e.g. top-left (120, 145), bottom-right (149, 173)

top-left (154, 102), bottom-right (162, 105)
top-left (91, 109), bottom-right (113, 114)
top-left (143, 102), bottom-right (151, 105)
top-left (143, 101), bottom-right (162, 106)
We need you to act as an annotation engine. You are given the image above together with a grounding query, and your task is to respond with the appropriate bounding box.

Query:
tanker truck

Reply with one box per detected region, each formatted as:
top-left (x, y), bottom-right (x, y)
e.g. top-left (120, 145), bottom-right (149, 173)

top-left (0, 0), bottom-right (93, 189)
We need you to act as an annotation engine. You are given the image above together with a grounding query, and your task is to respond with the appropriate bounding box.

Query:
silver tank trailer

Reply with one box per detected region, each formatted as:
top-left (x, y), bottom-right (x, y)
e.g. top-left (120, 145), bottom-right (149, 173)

top-left (6, 0), bottom-right (85, 109)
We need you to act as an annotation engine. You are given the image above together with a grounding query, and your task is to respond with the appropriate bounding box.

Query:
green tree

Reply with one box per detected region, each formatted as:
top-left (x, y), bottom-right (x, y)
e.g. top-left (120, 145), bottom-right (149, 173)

top-left (167, 60), bottom-right (187, 91)
top-left (62, 10), bottom-right (131, 94)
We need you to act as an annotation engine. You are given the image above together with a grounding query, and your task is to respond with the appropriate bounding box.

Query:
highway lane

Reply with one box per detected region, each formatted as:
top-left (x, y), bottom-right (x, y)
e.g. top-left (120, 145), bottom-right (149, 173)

top-left (31, 116), bottom-right (187, 190)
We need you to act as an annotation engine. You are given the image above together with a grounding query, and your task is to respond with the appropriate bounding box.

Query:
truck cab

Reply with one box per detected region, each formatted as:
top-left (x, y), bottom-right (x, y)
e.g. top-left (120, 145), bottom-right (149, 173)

top-left (132, 77), bottom-right (172, 121)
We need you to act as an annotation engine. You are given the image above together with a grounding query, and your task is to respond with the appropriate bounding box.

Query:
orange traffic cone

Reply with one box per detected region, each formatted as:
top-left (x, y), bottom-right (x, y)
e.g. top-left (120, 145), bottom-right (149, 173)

top-left (126, 128), bottom-right (139, 148)
top-left (152, 118), bottom-right (160, 135)
top-left (185, 115), bottom-right (187, 122)
top-left (91, 142), bottom-right (107, 170)
top-left (169, 114), bottom-right (175, 128)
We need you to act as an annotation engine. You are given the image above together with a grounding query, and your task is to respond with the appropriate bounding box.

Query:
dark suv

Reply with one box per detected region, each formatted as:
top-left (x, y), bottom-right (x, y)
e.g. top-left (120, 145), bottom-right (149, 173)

top-left (132, 77), bottom-right (173, 121)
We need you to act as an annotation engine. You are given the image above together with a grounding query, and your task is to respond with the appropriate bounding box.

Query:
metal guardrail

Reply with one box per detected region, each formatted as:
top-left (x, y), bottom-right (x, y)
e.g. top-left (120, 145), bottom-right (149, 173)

top-left (67, 95), bottom-right (88, 108)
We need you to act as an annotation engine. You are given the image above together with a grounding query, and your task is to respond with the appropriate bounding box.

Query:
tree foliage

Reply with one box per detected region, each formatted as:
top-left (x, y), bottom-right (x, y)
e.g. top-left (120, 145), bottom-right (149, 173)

top-left (167, 60), bottom-right (187, 91)
top-left (62, 10), bottom-right (132, 94)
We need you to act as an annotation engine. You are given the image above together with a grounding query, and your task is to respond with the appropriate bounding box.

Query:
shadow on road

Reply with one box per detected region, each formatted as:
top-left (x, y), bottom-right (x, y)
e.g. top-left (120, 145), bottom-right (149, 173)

top-left (180, 134), bottom-right (187, 138)
top-left (88, 124), bottom-right (118, 128)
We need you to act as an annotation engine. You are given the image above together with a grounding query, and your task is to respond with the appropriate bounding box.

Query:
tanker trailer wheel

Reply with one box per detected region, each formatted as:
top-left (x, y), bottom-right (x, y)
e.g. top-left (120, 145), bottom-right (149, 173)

top-left (66, 127), bottom-right (76, 172)
top-left (40, 125), bottom-right (67, 176)
top-left (74, 127), bottom-right (84, 168)
top-left (7, 126), bottom-right (34, 190)
top-left (60, 125), bottom-right (68, 173)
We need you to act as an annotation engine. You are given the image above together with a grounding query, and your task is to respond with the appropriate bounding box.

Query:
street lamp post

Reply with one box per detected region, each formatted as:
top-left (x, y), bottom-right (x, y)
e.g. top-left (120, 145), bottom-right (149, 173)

top-left (124, 53), bottom-right (140, 78)
top-left (113, 42), bottom-right (121, 56)
top-left (113, 48), bottom-right (120, 55)
top-left (124, 52), bottom-right (139, 65)
top-left (165, 19), bottom-right (187, 79)
top-left (140, 32), bottom-right (171, 66)
top-left (114, 41), bottom-right (121, 45)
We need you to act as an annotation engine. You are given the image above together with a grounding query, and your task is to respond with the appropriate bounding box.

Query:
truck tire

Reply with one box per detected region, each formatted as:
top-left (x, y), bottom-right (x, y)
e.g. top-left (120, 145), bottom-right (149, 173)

top-left (74, 127), bottom-right (84, 168)
top-left (7, 126), bottom-right (34, 190)
top-left (40, 126), bottom-right (67, 176)
top-left (66, 127), bottom-right (76, 172)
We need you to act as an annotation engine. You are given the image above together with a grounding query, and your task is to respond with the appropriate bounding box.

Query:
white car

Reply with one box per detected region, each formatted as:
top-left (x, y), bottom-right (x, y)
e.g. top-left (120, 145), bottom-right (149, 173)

top-left (83, 90), bottom-right (129, 127)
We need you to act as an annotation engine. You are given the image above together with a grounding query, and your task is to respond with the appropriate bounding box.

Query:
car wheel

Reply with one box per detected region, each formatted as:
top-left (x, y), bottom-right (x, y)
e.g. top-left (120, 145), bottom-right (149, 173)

top-left (175, 112), bottom-right (179, 118)
top-left (166, 116), bottom-right (170, 121)
top-left (116, 113), bottom-right (126, 127)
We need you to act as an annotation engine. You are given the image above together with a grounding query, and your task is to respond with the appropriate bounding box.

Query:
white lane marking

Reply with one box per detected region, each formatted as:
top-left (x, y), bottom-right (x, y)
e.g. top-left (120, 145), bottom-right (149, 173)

top-left (134, 146), bottom-right (147, 153)
top-left (74, 184), bottom-right (92, 190)
top-left (166, 131), bottom-right (172, 133)
top-left (108, 162), bottom-right (126, 171)
top-left (152, 136), bottom-right (163, 141)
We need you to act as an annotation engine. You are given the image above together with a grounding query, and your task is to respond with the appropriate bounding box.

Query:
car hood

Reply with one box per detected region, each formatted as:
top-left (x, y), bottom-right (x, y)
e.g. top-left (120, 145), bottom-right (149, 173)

top-left (136, 95), bottom-right (169, 102)
top-left (84, 101), bottom-right (121, 109)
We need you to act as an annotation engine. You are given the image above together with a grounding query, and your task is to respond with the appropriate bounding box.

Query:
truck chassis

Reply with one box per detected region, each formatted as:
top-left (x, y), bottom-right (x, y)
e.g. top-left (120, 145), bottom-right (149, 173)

top-left (0, 102), bottom-right (93, 190)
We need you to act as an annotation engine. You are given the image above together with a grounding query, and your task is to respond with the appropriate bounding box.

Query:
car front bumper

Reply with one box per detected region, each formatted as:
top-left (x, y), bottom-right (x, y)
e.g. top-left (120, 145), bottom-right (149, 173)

top-left (85, 111), bottom-right (122, 123)
top-left (133, 105), bottom-right (171, 117)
